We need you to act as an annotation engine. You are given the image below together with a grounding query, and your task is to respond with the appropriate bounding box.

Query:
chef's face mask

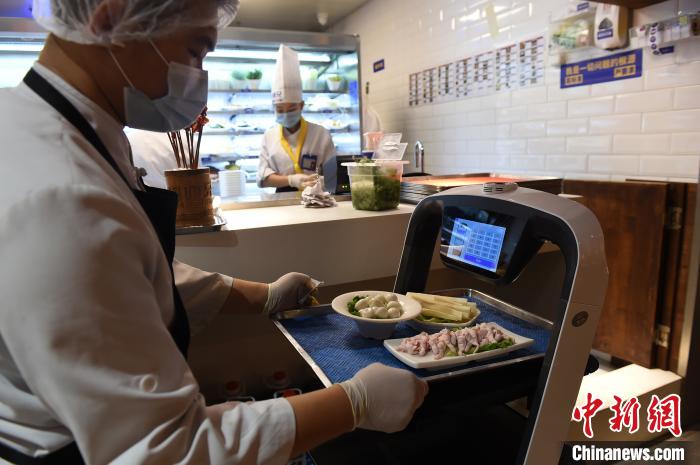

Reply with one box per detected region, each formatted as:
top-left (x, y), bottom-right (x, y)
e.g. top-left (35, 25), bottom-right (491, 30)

top-left (275, 109), bottom-right (302, 129)
top-left (109, 40), bottom-right (208, 132)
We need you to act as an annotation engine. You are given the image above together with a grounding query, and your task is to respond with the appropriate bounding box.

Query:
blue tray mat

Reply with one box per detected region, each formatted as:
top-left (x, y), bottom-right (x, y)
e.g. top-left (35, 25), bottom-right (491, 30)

top-left (280, 296), bottom-right (551, 383)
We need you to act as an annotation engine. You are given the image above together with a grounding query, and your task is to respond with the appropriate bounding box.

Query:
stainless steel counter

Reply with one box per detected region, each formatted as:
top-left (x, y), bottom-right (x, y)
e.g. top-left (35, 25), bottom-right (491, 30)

top-left (220, 191), bottom-right (351, 210)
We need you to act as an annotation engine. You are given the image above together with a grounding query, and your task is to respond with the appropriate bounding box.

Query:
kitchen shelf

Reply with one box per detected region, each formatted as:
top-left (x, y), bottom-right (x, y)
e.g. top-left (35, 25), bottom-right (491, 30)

top-left (207, 107), bottom-right (356, 115)
top-left (630, 13), bottom-right (699, 50)
top-left (204, 126), bottom-right (353, 137)
top-left (208, 88), bottom-right (343, 95)
top-left (549, 2), bottom-right (596, 58)
top-left (598, 0), bottom-right (673, 8)
top-left (201, 153), bottom-right (255, 161)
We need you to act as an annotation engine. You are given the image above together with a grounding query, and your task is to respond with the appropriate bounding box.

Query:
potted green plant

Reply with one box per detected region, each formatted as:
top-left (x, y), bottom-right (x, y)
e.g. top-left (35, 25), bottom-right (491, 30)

top-left (231, 70), bottom-right (246, 90)
top-left (326, 74), bottom-right (344, 91)
top-left (246, 69), bottom-right (263, 90)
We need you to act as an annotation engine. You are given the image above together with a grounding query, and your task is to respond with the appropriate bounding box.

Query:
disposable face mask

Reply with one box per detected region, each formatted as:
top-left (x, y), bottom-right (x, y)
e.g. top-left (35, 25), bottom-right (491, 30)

top-left (110, 41), bottom-right (208, 132)
top-left (275, 109), bottom-right (302, 129)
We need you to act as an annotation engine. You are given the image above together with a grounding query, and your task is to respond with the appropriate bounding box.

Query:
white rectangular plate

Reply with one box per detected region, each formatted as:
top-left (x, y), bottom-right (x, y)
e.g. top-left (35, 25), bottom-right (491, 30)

top-left (383, 323), bottom-right (534, 370)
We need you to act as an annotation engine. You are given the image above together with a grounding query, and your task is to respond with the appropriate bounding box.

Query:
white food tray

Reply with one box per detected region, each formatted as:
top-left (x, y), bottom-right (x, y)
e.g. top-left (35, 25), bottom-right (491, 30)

top-left (383, 323), bottom-right (534, 370)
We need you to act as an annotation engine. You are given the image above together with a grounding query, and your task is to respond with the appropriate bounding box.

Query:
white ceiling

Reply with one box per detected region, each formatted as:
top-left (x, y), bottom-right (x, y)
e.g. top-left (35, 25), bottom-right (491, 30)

top-left (231, 0), bottom-right (370, 32)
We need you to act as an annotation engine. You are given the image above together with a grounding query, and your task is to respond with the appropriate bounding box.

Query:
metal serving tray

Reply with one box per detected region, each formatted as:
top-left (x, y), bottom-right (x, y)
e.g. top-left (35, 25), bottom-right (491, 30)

top-left (273, 289), bottom-right (552, 386)
top-left (175, 215), bottom-right (227, 235)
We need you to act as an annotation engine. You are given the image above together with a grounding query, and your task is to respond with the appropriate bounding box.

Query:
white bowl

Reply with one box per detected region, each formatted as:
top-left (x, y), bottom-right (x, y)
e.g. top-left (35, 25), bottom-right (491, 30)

top-left (407, 307), bottom-right (481, 333)
top-left (331, 291), bottom-right (422, 340)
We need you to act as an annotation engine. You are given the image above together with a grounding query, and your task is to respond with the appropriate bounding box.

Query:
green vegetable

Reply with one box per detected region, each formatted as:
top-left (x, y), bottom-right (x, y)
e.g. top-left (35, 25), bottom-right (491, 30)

top-left (416, 314), bottom-right (457, 324)
top-left (350, 164), bottom-right (400, 211)
top-left (327, 74), bottom-right (343, 82)
top-left (347, 295), bottom-right (367, 316)
top-left (231, 70), bottom-right (246, 80)
top-left (246, 69), bottom-right (263, 80)
top-left (475, 339), bottom-right (514, 353)
top-left (443, 338), bottom-right (514, 357)
top-left (225, 162), bottom-right (240, 171)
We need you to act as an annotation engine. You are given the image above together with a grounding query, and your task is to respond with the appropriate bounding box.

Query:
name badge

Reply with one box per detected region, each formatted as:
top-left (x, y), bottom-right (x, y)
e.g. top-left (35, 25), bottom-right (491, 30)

top-left (300, 154), bottom-right (318, 171)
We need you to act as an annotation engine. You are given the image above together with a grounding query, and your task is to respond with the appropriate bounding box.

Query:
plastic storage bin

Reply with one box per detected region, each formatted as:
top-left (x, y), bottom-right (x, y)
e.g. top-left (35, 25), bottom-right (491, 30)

top-left (343, 160), bottom-right (408, 211)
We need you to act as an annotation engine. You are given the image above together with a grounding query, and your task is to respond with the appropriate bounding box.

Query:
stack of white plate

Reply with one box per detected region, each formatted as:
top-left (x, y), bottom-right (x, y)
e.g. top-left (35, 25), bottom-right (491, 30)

top-left (219, 170), bottom-right (246, 198)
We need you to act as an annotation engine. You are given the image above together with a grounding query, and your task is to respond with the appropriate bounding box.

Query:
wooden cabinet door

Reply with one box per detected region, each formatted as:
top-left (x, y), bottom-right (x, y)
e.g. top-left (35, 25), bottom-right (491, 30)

top-left (563, 180), bottom-right (668, 367)
top-left (669, 183), bottom-right (696, 372)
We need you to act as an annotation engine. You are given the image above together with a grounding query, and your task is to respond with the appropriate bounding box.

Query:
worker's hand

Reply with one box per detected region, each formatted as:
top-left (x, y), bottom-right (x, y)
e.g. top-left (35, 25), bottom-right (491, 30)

top-left (264, 272), bottom-right (314, 315)
top-left (339, 363), bottom-right (428, 433)
top-left (288, 173), bottom-right (318, 190)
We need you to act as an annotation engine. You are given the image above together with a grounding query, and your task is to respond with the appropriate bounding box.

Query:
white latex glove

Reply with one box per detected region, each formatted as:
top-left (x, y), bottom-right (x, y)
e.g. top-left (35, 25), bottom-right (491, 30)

top-left (339, 363), bottom-right (428, 433)
top-left (264, 272), bottom-right (314, 315)
top-left (288, 173), bottom-right (318, 189)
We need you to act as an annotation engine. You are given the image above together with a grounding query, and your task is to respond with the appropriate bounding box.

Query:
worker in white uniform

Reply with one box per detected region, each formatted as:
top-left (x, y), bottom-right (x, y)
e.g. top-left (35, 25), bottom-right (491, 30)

top-left (257, 45), bottom-right (337, 192)
top-left (0, 1), bottom-right (428, 464)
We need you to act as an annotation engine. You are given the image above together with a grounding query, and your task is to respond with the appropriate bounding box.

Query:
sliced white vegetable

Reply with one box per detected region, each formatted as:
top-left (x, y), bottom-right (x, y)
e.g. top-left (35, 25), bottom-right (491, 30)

top-left (387, 301), bottom-right (402, 310)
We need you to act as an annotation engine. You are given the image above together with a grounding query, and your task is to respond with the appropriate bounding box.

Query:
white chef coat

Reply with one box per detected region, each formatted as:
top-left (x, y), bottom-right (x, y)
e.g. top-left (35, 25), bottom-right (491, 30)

top-left (0, 63), bottom-right (295, 465)
top-left (127, 128), bottom-right (178, 189)
top-left (257, 120), bottom-right (336, 187)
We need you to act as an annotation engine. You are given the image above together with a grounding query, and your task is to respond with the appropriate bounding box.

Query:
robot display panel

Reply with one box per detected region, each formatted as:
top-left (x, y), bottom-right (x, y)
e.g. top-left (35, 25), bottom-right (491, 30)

top-left (440, 205), bottom-right (527, 279)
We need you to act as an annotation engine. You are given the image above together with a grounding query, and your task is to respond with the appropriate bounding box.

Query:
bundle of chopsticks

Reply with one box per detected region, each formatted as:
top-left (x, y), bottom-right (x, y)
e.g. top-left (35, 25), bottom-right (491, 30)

top-left (167, 107), bottom-right (209, 169)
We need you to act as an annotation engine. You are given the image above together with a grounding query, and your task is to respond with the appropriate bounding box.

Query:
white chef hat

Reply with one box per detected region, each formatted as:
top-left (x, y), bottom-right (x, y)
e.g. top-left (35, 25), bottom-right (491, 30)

top-left (272, 44), bottom-right (303, 104)
top-left (32, 0), bottom-right (239, 45)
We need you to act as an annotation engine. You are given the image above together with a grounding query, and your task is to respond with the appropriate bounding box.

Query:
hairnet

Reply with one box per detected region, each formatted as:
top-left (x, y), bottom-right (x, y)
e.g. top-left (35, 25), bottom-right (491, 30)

top-left (32, 0), bottom-right (239, 45)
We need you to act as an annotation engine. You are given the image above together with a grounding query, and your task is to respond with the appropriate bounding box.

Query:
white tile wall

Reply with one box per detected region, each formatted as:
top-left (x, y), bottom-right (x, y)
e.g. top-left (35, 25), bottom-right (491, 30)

top-left (568, 97), bottom-right (616, 117)
top-left (547, 155), bottom-right (587, 171)
top-left (589, 156), bottom-right (640, 174)
top-left (643, 109), bottom-right (700, 132)
top-left (510, 155), bottom-right (546, 171)
top-left (528, 102), bottom-right (567, 120)
top-left (671, 133), bottom-right (700, 154)
top-left (511, 121), bottom-right (546, 138)
top-left (614, 134), bottom-right (670, 154)
top-left (590, 77), bottom-right (644, 97)
top-left (589, 114), bottom-right (642, 134)
top-left (615, 89), bottom-right (674, 113)
top-left (640, 156), bottom-right (700, 177)
top-left (547, 118), bottom-right (588, 136)
top-left (511, 87), bottom-right (548, 106)
top-left (567, 136), bottom-right (613, 154)
top-left (644, 62), bottom-right (700, 90)
top-left (334, 0), bottom-right (700, 181)
top-left (497, 105), bottom-right (528, 123)
top-left (529, 137), bottom-right (567, 154)
top-left (674, 85), bottom-right (700, 110)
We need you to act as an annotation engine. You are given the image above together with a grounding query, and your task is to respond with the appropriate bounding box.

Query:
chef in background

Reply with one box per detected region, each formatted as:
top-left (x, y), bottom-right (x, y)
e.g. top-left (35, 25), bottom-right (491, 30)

top-left (257, 45), bottom-right (336, 192)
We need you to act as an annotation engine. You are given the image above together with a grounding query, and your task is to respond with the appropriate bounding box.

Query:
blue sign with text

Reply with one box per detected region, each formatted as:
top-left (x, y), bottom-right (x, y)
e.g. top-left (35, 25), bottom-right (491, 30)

top-left (560, 49), bottom-right (643, 89)
top-left (373, 59), bottom-right (385, 73)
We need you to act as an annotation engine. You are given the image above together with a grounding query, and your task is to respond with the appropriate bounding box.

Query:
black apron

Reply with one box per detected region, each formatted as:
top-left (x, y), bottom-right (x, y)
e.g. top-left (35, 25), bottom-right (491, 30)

top-left (0, 69), bottom-right (191, 465)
